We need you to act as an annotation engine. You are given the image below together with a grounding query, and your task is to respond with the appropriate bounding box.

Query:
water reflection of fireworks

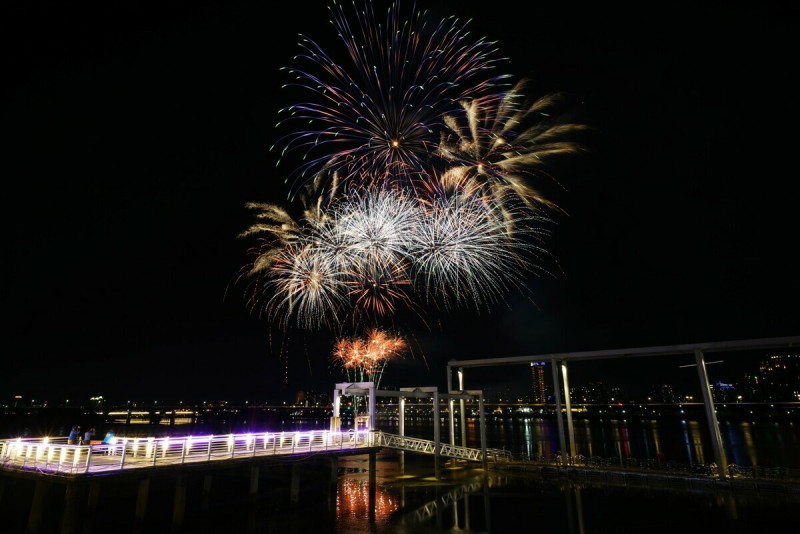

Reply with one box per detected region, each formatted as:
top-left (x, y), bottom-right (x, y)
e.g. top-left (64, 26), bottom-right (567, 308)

top-left (336, 478), bottom-right (399, 524)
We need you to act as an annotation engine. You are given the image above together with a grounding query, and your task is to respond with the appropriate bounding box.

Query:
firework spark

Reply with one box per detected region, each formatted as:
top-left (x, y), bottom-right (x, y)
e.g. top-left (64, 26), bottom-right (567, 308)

top-left (273, 0), bottom-right (511, 198)
top-left (438, 79), bottom-right (588, 214)
top-left (239, 3), bottom-right (587, 337)
top-left (263, 242), bottom-right (349, 330)
top-left (332, 328), bottom-right (407, 389)
top-left (241, 186), bottom-right (547, 328)
top-left (409, 184), bottom-right (549, 311)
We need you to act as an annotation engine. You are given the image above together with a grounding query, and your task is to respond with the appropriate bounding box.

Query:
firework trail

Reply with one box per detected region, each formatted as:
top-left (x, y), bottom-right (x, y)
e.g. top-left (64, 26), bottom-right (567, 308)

top-left (273, 0), bottom-right (511, 200)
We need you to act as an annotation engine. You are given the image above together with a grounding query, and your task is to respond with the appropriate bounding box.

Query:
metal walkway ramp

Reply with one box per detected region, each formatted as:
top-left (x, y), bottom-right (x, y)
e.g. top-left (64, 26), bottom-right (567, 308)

top-left (376, 432), bottom-right (511, 463)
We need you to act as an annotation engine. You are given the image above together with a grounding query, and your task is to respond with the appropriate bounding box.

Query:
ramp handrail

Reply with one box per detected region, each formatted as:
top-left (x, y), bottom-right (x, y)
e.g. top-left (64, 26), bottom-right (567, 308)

top-left (377, 432), bottom-right (512, 462)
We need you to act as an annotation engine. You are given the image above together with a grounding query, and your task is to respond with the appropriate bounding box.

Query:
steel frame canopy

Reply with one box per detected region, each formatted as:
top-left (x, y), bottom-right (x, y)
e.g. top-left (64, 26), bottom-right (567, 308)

top-left (332, 382), bottom-right (489, 476)
top-left (446, 335), bottom-right (800, 480)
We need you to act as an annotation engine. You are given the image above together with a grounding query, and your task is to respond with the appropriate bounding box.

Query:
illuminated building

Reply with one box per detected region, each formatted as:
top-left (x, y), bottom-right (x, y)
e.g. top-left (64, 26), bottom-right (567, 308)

top-left (757, 353), bottom-right (800, 401)
top-left (648, 384), bottom-right (676, 404)
top-left (710, 382), bottom-right (736, 403)
top-left (530, 361), bottom-right (547, 403)
top-left (574, 381), bottom-right (610, 404)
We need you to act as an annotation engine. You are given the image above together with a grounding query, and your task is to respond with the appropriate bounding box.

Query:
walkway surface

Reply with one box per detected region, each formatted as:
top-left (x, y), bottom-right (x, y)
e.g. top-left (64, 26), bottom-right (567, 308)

top-left (0, 430), bottom-right (500, 477)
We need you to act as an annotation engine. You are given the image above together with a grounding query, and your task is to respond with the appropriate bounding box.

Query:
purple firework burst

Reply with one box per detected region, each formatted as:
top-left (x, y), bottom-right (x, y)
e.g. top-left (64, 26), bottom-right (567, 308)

top-left (273, 0), bottom-right (511, 200)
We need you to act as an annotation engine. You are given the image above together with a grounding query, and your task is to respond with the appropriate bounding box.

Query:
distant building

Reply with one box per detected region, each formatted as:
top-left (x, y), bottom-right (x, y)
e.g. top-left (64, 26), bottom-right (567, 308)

top-left (738, 373), bottom-right (761, 402)
top-left (575, 381), bottom-right (608, 404)
top-left (608, 386), bottom-right (626, 403)
top-left (530, 361), bottom-right (547, 403)
top-left (757, 353), bottom-right (800, 401)
top-left (649, 384), bottom-right (676, 403)
top-left (295, 390), bottom-right (331, 407)
top-left (710, 382), bottom-right (736, 403)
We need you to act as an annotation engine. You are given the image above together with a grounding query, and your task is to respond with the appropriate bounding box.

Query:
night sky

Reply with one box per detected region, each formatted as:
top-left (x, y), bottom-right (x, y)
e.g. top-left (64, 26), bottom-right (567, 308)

top-left (2, 1), bottom-right (798, 403)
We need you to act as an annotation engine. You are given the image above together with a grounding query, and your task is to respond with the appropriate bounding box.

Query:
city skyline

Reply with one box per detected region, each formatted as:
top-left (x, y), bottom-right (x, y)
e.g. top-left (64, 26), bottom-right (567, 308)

top-left (2, 1), bottom-right (799, 402)
top-left (6, 350), bottom-right (797, 408)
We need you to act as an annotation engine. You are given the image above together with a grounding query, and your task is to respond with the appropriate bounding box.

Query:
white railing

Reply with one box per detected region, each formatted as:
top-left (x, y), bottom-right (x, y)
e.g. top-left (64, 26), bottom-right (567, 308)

top-left (377, 432), bottom-right (512, 462)
top-left (0, 429), bottom-right (375, 475)
top-left (1, 430), bottom-right (514, 476)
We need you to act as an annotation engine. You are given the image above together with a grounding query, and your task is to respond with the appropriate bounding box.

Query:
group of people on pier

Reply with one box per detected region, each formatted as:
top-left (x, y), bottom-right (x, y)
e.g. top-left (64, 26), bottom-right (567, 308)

top-left (67, 426), bottom-right (114, 445)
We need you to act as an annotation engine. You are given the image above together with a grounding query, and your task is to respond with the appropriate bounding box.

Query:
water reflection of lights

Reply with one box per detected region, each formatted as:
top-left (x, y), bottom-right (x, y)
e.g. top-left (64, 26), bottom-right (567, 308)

top-left (585, 425), bottom-right (594, 457)
top-left (337, 478), bottom-right (398, 523)
top-left (689, 421), bottom-right (705, 464)
top-left (522, 419), bottom-right (532, 458)
top-left (651, 421), bottom-right (662, 460)
top-left (741, 422), bottom-right (758, 465)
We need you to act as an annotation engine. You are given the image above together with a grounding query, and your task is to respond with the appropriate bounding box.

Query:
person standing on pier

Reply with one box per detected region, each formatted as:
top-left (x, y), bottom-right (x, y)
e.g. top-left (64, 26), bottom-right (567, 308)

top-left (68, 426), bottom-right (80, 445)
top-left (102, 429), bottom-right (115, 454)
top-left (84, 427), bottom-right (95, 444)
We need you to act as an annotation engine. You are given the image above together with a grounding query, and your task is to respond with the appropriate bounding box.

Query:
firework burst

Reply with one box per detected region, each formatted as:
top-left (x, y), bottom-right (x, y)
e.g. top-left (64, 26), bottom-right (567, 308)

top-left (263, 242), bottom-right (349, 330)
top-left (238, 1), bottom-right (587, 345)
top-left (438, 79), bottom-right (589, 214)
top-left (273, 0), bottom-right (511, 199)
top-left (409, 182), bottom-right (549, 311)
top-left (244, 185), bottom-right (549, 327)
top-left (332, 328), bottom-right (407, 389)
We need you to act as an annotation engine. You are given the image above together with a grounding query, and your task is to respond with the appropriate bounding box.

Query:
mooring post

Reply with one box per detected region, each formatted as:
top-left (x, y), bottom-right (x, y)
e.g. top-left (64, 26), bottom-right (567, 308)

top-left (551, 358), bottom-right (568, 466)
top-left (435, 487), bottom-right (443, 529)
top-left (368, 451), bottom-right (377, 487)
top-left (26, 479), bottom-right (49, 534)
top-left (172, 474), bottom-right (187, 532)
top-left (433, 390), bottom-right (441, 479)
top-left (82, 480), bottom-right (101, 534)
top-left (327, 459), bottom-right (338, 513)
top-left (290, 464), bottom-right (300, 505)
top-left (249, 465), bottom-right (259, 499)
top-left (478, 392), bottom-right (487, 470)
top-left (483, 479), bottom-right (491, 532)
top-left (463, 485), bottom-right (471, 531)
top-left (59, 481), bottom-right (83, 534)
top-left (458, 368), bottom-right (467, 448)
top-left (565, 481), bottom-right (576, 533)
top-left (133, 478), bottom-right (150, 532)
top-left (201, 474), bottom-right (213, 510)
top-left (368, 451), bottom-right (377, 523)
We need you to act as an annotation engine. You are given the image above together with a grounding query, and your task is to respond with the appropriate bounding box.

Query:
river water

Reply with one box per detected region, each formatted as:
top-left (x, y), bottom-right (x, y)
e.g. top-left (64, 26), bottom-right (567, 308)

top-left (253, 416), bottom-right (800, 532)
top-left (378, 414), bottom-right (800, 469)
top-left (3, 415), bottom-right (799, 532)
top-left (180, 448), bottom-right (797, 534)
